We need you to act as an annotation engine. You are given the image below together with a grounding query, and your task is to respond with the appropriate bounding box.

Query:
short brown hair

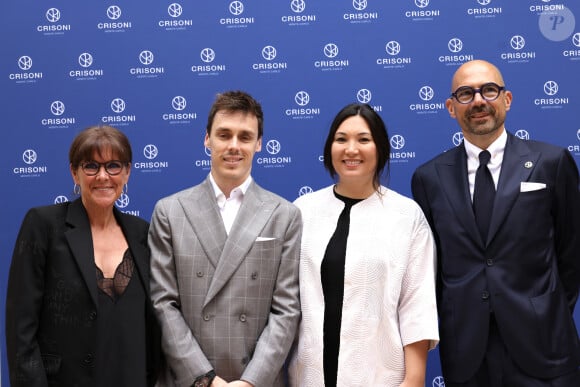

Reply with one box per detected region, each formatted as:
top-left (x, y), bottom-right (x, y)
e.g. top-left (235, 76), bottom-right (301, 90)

top-left (206, 90), bottom-right (264, 138)
top-left (69, 125), bottom-right (132, 169)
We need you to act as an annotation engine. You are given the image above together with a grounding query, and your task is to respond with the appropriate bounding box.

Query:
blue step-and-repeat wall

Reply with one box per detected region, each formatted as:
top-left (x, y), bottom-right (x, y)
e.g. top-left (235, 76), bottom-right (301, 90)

top-left (1, 1), bottom-right (579, 385)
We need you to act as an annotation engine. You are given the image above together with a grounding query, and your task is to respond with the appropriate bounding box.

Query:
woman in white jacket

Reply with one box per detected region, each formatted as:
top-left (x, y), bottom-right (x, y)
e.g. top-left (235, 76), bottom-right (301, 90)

top-left (289, 103), bottom-right (439, 387)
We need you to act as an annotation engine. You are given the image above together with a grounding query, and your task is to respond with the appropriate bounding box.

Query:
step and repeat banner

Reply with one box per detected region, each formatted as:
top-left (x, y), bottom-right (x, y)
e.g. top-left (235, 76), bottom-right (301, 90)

top-left (1, 1), bottom-right (579, 385)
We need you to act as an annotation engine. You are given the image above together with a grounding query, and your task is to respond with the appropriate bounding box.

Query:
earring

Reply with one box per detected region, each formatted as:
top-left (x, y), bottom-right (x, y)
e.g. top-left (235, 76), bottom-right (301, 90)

top-left (123, 183), bottom-right (128, 195)
top-left (73, 184), bottom-right (80, 195)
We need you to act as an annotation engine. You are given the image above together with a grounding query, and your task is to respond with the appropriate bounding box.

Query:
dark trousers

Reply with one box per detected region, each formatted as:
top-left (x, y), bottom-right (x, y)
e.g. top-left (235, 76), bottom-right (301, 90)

top-left (446, 315), bottom-right (580, 387)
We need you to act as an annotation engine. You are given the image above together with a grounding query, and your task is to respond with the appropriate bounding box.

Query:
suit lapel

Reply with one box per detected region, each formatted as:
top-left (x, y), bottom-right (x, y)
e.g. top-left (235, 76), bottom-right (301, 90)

top-left (435, 144), bottom-right (482, 246)
top-left (64, 199), bottom-right (99, 307)
top-left (487, 134), bottom-right (538, 245)
top-left (204, 182), bottom-right (277, 306)
top-left (178, 178), bottom-right (228, 268)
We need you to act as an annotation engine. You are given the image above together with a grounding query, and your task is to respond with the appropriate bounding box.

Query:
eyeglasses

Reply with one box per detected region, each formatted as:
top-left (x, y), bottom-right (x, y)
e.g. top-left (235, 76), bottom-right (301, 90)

top-left (81, 160), bottom-right (127, 176)
top-left (450, 82), bottom-right (506, 104)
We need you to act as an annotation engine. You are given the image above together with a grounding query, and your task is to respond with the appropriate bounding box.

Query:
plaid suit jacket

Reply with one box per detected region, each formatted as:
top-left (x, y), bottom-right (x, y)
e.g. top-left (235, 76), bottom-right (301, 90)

top-left (149, 177), bottom-right (302, 387)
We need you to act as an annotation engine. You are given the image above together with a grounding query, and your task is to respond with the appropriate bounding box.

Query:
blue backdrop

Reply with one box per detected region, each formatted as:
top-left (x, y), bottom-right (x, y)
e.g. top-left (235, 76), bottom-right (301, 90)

top-left (2, 1), bottom-right (580, 385)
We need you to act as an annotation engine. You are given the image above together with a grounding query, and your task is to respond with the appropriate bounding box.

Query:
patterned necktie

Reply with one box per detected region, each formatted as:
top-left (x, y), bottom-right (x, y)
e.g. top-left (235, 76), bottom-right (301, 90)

top-left (473, 150), bottom-right (495, 242)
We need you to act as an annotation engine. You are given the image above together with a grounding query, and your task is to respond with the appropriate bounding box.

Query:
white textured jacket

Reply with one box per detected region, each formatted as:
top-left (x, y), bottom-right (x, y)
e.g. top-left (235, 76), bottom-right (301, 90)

top-left (289, 185), bottom-right (439, 387)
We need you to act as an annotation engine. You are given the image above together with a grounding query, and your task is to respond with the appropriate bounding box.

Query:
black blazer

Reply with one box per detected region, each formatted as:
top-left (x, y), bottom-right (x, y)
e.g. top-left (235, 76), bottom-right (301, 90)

top-left (412, 133), bottom-right (580, 382)
top-left (6, 199), bottom-right (162, 387)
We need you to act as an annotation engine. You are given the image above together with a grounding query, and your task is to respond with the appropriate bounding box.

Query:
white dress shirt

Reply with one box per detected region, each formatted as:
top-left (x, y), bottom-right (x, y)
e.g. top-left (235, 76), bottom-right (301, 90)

top-left (208, 173), bottom-right (252, 234)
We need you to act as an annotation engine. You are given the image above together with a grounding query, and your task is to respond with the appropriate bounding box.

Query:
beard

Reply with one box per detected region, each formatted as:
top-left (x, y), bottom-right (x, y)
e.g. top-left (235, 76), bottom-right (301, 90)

top-left (463, 105), bottom-right (502, 136)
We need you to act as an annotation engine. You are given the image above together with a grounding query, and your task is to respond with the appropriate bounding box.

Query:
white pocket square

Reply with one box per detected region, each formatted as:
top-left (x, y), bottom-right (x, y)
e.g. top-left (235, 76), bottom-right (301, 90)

top-left (255, 236), bottom-right (276, 241)
top-left (520, 182), bottom-right (546, 192)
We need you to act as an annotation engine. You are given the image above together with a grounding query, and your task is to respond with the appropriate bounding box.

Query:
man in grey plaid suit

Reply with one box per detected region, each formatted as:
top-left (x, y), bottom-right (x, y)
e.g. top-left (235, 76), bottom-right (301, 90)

top-left (149, 91), bottom-right (302, 387)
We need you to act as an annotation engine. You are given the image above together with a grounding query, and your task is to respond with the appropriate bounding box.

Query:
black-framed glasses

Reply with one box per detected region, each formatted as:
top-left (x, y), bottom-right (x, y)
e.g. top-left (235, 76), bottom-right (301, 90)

top-left (451, 82), bottom-right (506, 104)
top-left (81, 160), bottom-right (127, 176)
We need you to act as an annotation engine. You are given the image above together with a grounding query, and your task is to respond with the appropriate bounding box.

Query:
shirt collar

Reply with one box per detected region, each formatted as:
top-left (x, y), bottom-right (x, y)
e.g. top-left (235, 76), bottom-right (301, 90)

top-left (463, 129), bottom-right (507, 162)
top-left (208, 173), bottom-right (252, 202)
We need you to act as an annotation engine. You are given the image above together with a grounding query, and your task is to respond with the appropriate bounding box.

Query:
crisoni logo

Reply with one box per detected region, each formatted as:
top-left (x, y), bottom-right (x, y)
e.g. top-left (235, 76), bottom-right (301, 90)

top-left (115, 193), bottom-right (131, 210)
top-left (9, 55), bottom-right (43, 83)
top-left (41, 100), bottom-right (76, 128)
top-left (409, 85), bottom-right (445, 114)
top-left (252, 45), bottom-right (288, 73)
top-left (562, 32), bottom-right (580, 60)
top-left (514, 129), bottom-right (530, 140)
top-left (314, 43), bottom-right (350, 71)
top-left (98, 5), bottom-right (132, 32)
top-left (162, 95), bottom-right (197, 124)
top-left (195, 145), bottom-right (212, 169)
top-left (404, 0), bottom-right (441, 21)
top-left (390, 134), bottom-right (416, 162)
top-left (452, 132), bottom-right (464, 147)
top-left (192, 47), bottom-right (226, 75)
top-left (344, 0), bottom-right (379, 24)
top-left (356, 88), bottom-right (383, 112)
top-left (467, 0), bottom-right (502, 18)
top-left (102, 97), bottom-right (136, 126)
top-left (500, 35), bottom-right (536, 63)
top-left (54, 195), bottom-right (69, 204)
top-left (282, 0), bottom-right (317, 26)
top-left (37, 8), bottom-right (71, 35)
top-left (298, 186), bottom-right (314, 197)
top-left (257, 139), bottom-right (292, 168)
top-left (534, 80), bottom-right (569, 108)
top-left (377, 40), bottom-right (412, 69)
top-left (220, 1), bottom-right (255, 28)
top-left (284, 90), bottom-right (321, 119)
top-left (129, 50), bottom-right (165, 78)
top-left (567, 128), bottom-right (580, 155)
top-left (134, 144), bottom-right (169, 173)
top-left (69, 52), bottom-right (104, 80)
top-left (158, 3), bottom-right (193, 30)
top-left (432, 376), bottom-right (445, 387)
top-left (438, 38), bottom-right (474, 65)
top-left (529, 1), bottom-right (566, 15)
top-left (14, 149), bottom-right (48, 177)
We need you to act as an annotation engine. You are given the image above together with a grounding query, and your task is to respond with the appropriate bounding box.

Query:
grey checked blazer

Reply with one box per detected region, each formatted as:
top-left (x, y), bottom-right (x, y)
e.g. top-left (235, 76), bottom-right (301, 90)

top-left (149, 177), bottom-right (302, 387)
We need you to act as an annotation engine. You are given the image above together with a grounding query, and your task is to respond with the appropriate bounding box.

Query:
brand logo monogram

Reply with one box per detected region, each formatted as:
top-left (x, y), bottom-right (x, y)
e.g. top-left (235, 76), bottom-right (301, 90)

top-left (18, 56), bottom-right (33, 70)
top-left (168, 3), bottom-right (183, 18)
top-left (229, 1), bottom-right (244, 16)
top-left (262, 46), bottom-right (277, 61)
top-left (78, 53), bottom-right (93, 68)
top-left (111, 98), bottom-right (126, 113)
top-left (23, 149), bottom-right (38, 164)
top-left (419, 86), bottom-right (435, 101)
top-left (50, 101), bottom-right (65, 116)
top-left (356, 89), bottom-right (372, 103)
top-left (139, 50), bottom-right (154, 65)
top-left (200, 48), bottom-right (216, 63)
top-left (172, 96), bottom-right (187, 111)
top-left (46, 8), bottom-right (61, 23)
top-left (294, 91), bottom-right (310, 106)
top-left (143, 144), bottom-right (159, 160)
top-left (543, 81), bottom-right (558, 96)
top-left (107, 5), bottom-right (122, 20)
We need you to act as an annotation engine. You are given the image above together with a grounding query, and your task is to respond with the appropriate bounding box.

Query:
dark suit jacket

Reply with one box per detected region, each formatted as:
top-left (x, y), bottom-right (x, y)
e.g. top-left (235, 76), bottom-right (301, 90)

top-left (411, 133), bottom-right (580, 382)
top-left (6, 199), bottom-right (162, 387)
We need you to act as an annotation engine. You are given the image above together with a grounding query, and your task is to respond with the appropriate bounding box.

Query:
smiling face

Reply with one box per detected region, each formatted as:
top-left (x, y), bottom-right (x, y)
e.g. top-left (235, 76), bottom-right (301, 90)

top-left (204, 110), bottom-right (262, 196)
top-left (331, 115), bottom-right (377, 192)
top-left (71, 148), bottom-right (130, 212)
top-left (446, 60), bottom-right (512, 149)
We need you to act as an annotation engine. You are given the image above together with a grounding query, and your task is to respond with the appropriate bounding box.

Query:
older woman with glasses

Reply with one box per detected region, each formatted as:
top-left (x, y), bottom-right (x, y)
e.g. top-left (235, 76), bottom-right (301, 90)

top-left (6, 125), bottom-right (162, 387)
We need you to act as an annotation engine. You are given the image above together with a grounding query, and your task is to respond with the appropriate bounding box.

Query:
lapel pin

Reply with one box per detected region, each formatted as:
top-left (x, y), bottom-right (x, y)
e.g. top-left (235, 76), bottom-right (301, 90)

top-left (524, 161), bottom-right (533, 169)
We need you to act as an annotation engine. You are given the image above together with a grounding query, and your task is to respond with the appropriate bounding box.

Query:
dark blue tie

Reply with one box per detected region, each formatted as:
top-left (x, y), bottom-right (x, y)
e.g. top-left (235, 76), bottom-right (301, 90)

top-left (473, 150), bottom-right (495, 242)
